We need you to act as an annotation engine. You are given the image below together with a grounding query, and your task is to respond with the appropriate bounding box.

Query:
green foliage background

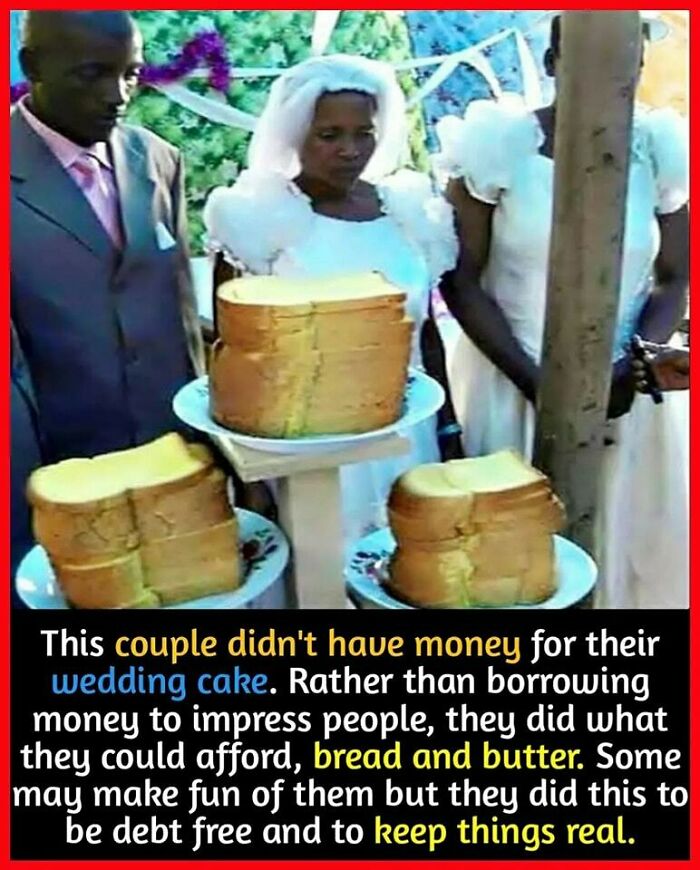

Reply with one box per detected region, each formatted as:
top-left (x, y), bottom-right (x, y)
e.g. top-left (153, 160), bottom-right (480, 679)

top-left (127, 11), bottom-right (425, 253)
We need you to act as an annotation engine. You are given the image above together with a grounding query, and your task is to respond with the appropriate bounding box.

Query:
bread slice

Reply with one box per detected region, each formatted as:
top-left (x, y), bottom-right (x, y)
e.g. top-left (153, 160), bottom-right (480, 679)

top-left (141, 519), bottom-right (240, 604)
top-left (387, 531), bottom-right (557, 608)
top-left (55, 552), bottom-right (160, 610)
top-left (30, 488), bottom-right (138, 562)
top-left (388, 451), bottom-right (562, 544)
top-left (211, 271), bottom-right (413, 437)
top-left (218, 270), bottom-right (405, 306)
top-left (132, 466), bottom-right (232, 542)
top-left (28, 435), bottom-right (216, 559)
top-left (217, 272), bottom-right (410, 353)
top-left (210, 330), bottom-right (410, 437)
top-left (390, 450), bottom-right (549, 508)
top-left (28, 434), bottom-right (240, 609)
top-left (388, 547), bottom-right (476, 608)
top-left (388, 451), bottom-right (565, 607)
top-left (389, 490), bottom-right (564, 543)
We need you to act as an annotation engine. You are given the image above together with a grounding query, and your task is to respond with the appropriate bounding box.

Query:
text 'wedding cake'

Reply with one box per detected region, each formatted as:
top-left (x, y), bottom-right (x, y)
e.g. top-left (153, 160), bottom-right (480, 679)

top-left (388, 450), bottom-right (566, 607)
top-left (28, 434), bottom-right (239, 608)
top-left (210, 272), bottom-right (412, 437)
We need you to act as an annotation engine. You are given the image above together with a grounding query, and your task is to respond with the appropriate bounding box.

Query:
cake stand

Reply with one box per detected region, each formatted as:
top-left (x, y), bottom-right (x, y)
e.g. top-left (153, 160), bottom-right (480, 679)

top-left (15, 509), bottom-right (289, 611)
top-left (345, 530), bottom-right (598, 610)
top-left (173, 369), bottom-right (445, 609)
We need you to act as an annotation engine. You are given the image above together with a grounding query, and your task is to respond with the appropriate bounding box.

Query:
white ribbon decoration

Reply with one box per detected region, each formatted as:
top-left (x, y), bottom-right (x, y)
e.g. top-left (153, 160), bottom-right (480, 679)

top-left (514, 28), bottom-right (543, 109)
top-left (311, 11), bottom-right (341, 55)
top-left (156, 83), bottom-right (258, 131)
top-left (406, 45), bottom-right (504, 108)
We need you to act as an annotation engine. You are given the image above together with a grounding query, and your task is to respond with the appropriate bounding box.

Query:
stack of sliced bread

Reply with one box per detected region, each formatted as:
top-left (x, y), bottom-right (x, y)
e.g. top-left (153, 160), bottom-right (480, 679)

top-left (210, 271), bottom-right (412, 437)
top-left (28, 434), bottom-right (239, 608)
top-left (387, 450), bottom-right (566, 607)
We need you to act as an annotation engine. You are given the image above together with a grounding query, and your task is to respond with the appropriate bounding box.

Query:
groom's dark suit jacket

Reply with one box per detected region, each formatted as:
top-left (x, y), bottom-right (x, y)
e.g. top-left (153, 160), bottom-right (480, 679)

top-left (10, 108), bottom-right (205, 570)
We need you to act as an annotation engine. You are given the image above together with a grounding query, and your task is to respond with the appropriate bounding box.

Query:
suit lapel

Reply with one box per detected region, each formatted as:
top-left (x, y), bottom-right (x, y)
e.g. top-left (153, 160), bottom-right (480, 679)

top-left (10, 110), bottom-right (115, 260)
top-left (110, 126), bottom-right (156, 261)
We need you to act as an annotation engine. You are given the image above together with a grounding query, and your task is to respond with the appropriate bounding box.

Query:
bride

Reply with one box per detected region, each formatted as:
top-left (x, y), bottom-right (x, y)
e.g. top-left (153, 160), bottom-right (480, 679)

top-left (204, 54), bottom-right (460, 547)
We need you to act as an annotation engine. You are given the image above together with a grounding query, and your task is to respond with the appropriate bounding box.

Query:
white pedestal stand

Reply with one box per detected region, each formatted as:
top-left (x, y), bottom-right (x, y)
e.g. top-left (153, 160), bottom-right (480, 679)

top-left (217, 436), bottom-right (410, 609)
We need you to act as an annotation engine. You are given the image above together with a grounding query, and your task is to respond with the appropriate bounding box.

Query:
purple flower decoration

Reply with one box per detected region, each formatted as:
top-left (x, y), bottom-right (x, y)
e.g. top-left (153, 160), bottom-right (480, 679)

top-left (10, 81), bottom-right (30, 104)
top-left (138, 30), bottom-right (232, 93)
top-left (10, 29), bottom-right (232, 104)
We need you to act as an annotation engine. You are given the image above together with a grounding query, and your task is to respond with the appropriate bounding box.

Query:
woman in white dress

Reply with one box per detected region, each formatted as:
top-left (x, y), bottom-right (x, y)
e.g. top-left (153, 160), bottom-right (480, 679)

top-left (204, 54), bottom-right (460, 548)
top-left (435, 16), bottom-right (689, 608)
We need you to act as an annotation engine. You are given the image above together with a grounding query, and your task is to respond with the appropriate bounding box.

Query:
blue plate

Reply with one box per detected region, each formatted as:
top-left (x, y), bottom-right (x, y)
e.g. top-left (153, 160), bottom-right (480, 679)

top-left (15, 509), bottom-right (289, 611)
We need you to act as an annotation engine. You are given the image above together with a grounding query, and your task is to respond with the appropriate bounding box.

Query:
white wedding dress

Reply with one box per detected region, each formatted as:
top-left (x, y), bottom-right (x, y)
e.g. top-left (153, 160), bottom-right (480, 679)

top-left (205, 169), bottom-right (457, 550)
top-left (436, 97), bottom-right (689, 608)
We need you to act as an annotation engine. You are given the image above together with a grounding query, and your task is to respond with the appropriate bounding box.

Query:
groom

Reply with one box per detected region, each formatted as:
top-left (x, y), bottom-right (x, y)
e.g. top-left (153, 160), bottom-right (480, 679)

top-left (11, 11), bottom-right (205, 462)
top-left (10, 11), bottom-right (205, 575)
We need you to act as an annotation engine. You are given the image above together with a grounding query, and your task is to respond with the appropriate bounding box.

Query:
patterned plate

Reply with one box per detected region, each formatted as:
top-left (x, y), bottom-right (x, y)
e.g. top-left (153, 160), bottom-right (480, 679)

top-left (172, 368), bottom-right (445, 454)
top-left (15, 509), bottom-right (289, 611)
top-left (346, 528), bottom-right (598, 610)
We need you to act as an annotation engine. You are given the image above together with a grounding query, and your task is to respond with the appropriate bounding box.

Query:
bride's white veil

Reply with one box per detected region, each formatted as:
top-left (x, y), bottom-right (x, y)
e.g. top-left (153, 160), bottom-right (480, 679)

top-left (247, 54), bottom-right (408, 181)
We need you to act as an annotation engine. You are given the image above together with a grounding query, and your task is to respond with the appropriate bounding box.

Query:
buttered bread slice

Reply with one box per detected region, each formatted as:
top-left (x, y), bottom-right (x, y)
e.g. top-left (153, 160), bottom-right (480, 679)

top-left (387, 451), bottom-right (566, 607)
top-left (28, 434), bottom-right (240, 608)
top-left (218, 270), bottom-right (404, 307)
top-left (211, 271), bottom-right (413, 437)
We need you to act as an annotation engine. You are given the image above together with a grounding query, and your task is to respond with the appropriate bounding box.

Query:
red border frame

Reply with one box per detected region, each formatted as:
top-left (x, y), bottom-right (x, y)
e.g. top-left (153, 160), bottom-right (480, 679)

top-left (2, 3), bottom-right (696, 868)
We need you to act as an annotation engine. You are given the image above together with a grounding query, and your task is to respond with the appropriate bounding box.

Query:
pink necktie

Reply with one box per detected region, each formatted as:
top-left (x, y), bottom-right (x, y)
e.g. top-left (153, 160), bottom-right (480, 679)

top-left (73, 156), bottom-right (93, 188)
top-left (74, 154), bottom-right (106, 195)
top-left (72, 153), bottom-right (122, 247)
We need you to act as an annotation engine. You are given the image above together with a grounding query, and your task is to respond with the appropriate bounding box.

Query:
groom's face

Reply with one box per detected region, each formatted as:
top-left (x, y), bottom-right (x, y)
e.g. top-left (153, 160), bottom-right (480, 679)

top-left (22, 14), bottom-right (143, 145)
top-left (300, 91), bottom-right (377, 190)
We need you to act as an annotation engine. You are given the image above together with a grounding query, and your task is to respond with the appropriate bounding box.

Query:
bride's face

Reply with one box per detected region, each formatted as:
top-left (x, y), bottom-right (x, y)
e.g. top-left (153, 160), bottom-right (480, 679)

top-left (299, 90), bottom-right (377, 190)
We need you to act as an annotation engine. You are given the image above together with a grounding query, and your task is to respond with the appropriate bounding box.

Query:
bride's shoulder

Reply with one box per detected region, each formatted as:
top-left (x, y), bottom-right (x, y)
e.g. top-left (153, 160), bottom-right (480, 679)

top-left (378, 169), bottom-right (458, 282)
top-left (203, 169), bottom-right (314, 273)
top-left (378, 169), bottom-right (450, 225)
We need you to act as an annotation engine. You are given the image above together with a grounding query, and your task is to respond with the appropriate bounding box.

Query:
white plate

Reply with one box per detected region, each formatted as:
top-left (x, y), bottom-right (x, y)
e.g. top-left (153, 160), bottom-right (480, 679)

top-left (346, 529), bottom-right (597, 610)
top-left (15, 509), bottom-right (289, 611)
top-left (173, 368), bottom-right (445, 454)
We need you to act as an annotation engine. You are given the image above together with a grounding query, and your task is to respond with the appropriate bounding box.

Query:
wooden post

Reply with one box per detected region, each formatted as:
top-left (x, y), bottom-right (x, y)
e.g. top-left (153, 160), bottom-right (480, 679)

top-left (533, 11), bottom-right (642, 555)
